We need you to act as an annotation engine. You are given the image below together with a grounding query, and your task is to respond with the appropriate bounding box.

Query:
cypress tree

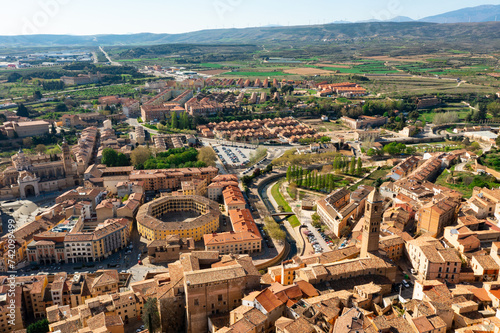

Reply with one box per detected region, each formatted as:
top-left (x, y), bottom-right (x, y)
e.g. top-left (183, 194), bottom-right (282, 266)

top-left (349, 157), bottom-right (356, 175)
top-left (357, 158), bottom-right (363, 175)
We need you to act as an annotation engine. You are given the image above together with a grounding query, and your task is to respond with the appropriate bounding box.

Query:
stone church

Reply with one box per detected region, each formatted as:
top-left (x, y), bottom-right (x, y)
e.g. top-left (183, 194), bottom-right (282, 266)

top-left (0, 140), bottom-right (81, 199)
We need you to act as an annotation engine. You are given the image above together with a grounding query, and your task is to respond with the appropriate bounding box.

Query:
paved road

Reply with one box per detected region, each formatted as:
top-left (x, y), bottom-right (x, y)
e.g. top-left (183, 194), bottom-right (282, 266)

top-left (127, 118), bottom-right (160, 135)
top-left (100, 46), bottom-right (122, 66)
top-left (455, 162), bottom-right (467, 172)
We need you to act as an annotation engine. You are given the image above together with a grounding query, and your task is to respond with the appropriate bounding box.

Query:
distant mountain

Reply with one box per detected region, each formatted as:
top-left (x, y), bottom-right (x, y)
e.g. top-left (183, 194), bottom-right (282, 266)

top-left (1, 21), bottom-right (500, 49)
top-left (420, 4), bottom-right (500, 23)
top-left (330, 20), bottom-right (352, 24)
top-left (355, 16), bottom-right (414, 23)
top-left (388, 16), bottom-right (414, 23)
top-left (261, 24), bottom-right (283, 28)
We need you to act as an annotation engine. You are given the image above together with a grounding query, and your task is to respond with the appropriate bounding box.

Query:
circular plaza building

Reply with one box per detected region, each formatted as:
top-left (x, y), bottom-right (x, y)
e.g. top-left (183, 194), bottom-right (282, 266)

top-left (136, 195), bottom-right (221, 241)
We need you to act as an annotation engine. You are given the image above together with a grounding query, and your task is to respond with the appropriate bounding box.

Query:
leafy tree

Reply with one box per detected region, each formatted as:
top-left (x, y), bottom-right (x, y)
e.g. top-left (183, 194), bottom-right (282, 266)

top-left (101, 148), bottom-right (130, 167)
top-left (433, 112), bottom-right (459, 125)
top-left (249, 146), bottom-right (267, 164)
top-left (495, 136), bottom-right (500, 147)
top-left (405, 146), bottom-right (416, 155)
top-left (43, 80), bottom-right (65, 91)
top-left (35, 144), bottom-right (46, 154)
top-left (27, 318), bottom-right (49, 333)
top-left (23, 137), bottom-right (33, 147)
top-left (142, 147), bottom-right (203, 170)
top-left (142, 298), bottom-right (161, 333)
top-left (349, 157), bottom-right (356, 175)
top-left (469, 142), bottom-right (481, 152)
top-left (472, 108), bottom-right (487, 122)
top-left (33, 90), bottom-right (43, 100)
top-left (131, 146), bottom-right (151, 167)
top-left (102, 148), bottom-right (119, 167)
top-left (179, 112), bottom-right (191, 130)
top-left (465, 112), bottom-right (472, 123)
top-left (197, 147), bottom-right (217, 167)
top-left (51, 123), bottom-right (57, 135)
top-left (116, 153), bottom-right (130, 166)
top-left (281, 84), bottom-right (294, 95)
top-left (356, 158), bottom-right (363, 175)
top-left (16, 103), bottom-right (30, 118)
top-left (408, 110), bottom-right (420, 120)
top-left (170, 111), bottom-right (179, 129)
top-left (7, 72), bottom-right (22, 82)
top-left (55, 103), bottom-right (68, 112)
top-left (263, 217), bottom-right (286, 242)
top-left (383, 142), bottom-right (406, 156)
top-left (487, 101), bottom-right (500, 118)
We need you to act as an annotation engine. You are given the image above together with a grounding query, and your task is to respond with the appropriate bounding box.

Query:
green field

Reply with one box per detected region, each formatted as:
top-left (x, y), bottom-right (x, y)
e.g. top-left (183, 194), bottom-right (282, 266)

top-left (418, 110), bottom-right (471, 123)
top-left (361, 76), bottom-right (497, 97)
top-left (117, 58), bottom-right (160, 62)
top-left (222, 71), bottom-right (293, 77)
top-left (198, 63), bottom-right (224, 68)
top-left (436, 170), bottom-right (499, 198)
top-left (271, 181), bottom-right (301, 227)
top-left (349, 167), bottom-right (391, 191)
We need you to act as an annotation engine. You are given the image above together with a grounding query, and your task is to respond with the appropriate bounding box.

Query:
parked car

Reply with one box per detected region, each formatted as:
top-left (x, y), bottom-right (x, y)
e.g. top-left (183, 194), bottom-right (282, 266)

top-left (402, 280), bottom-right (410, 288)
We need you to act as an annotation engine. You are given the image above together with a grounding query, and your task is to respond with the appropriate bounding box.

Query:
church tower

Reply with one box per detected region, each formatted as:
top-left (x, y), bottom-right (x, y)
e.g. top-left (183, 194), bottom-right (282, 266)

top-left (360, 188), bottom-right (383, 258)
top-left (61, 138), bottom-right (74, 176)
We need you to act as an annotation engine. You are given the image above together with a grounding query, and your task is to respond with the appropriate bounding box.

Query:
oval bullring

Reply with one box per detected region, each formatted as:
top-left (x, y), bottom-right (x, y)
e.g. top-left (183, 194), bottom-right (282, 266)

top-left (136, 195), bottom-right (220, 241)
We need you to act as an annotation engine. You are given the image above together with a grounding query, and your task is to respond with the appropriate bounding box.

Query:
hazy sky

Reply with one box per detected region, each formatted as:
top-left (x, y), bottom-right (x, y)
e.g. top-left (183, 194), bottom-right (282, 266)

top-left (2, 0), bottom-right (498, 36)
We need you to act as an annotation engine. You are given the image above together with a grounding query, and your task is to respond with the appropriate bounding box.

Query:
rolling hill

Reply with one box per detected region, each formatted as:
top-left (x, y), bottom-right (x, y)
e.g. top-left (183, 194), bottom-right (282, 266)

top-left (420, 4), bottom-right (500, 23)
top-left (0, 21), bottom-right (499, 50)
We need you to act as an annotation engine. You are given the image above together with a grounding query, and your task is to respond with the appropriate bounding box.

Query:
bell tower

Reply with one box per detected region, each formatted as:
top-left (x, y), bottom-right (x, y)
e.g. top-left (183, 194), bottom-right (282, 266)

top-left (61, 138), bottom-right (74, 176)
top-left (360, 188), bottom-right (383, 258)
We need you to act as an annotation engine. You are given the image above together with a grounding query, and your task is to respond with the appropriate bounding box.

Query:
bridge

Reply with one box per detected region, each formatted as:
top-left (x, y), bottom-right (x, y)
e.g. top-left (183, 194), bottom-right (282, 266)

top-left (271, 212), bottom-right (296, 217)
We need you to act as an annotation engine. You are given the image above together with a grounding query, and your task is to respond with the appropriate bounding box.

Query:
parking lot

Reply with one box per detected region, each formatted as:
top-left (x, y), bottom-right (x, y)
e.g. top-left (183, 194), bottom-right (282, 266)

top-left (303, 225), bottom-right (334, 255)
top-left (213, 144), bottom-right (255, 167)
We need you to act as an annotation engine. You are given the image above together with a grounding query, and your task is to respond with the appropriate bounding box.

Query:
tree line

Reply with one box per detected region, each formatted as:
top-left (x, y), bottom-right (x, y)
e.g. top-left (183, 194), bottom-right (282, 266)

top-left (286, 158), bottom-right (362, 193)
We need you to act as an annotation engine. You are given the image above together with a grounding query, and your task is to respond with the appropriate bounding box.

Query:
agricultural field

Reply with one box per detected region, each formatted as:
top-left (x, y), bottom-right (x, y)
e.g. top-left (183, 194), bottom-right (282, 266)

top-left (418, 108), bottom-right (472, 123)
top-left (283, 67), bottom-right (336, 75)
top-left (0, 82), bottom-right (38, 100)
top-left (64, 84), bottom-right (140, 99)
top-left (309, 60), bottom-right (400, 74)
top-left (220, 71), bottom-right (294, 78)
top-left (361, 76), bottom-right (498, 97)
top-left (301, 119), bottom-right (350, 133)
